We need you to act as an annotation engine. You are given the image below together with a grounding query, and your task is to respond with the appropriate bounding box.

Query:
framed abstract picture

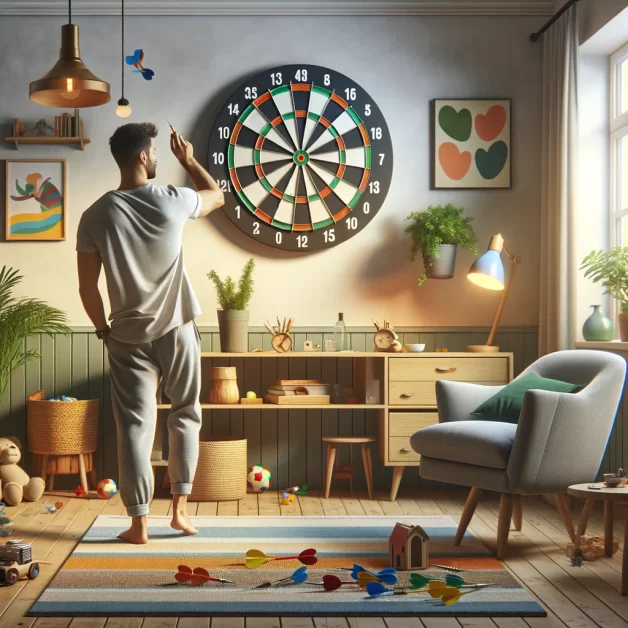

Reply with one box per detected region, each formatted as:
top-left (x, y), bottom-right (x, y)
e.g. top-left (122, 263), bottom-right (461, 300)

top-left (433, 99), bottom-right (511, 189)
top-left (5, 159), bottom-right (67, 241)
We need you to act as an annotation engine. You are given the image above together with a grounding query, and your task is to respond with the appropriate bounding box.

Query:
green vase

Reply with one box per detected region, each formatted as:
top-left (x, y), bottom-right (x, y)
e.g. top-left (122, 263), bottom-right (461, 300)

top-left (582, 305), bottom-right (614, 341)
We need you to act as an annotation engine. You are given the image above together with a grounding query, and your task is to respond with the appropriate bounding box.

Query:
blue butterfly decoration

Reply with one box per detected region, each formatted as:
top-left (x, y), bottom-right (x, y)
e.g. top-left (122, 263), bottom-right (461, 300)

top-left (125, 49), bottom-right (155, 80)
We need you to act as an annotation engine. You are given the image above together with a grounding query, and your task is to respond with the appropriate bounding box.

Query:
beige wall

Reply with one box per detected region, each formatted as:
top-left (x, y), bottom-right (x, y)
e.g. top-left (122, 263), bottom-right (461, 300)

top-left (1, 15), bottom-right (543, 328)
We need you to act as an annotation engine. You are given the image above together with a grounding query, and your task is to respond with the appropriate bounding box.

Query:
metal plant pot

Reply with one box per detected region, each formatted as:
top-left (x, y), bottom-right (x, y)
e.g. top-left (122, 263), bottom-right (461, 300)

top-left (424, 244), bottom-right (457, 280)
top-left (217, 309), bottom-right (249, 353)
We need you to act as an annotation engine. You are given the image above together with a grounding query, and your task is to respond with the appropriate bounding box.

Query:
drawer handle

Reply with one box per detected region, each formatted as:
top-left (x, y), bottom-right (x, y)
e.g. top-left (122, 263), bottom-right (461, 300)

top-left (436, 367), bottom-right (457, 373)
top-left (400, 393), bottom-right (415, 398)
top-left (400, 448), bottom-right (412, 453)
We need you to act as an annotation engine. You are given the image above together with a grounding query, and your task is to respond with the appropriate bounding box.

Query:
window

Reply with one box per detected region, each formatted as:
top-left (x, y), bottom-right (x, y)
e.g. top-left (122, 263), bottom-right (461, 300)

top-left (611, 42), bottom-right (628, 246)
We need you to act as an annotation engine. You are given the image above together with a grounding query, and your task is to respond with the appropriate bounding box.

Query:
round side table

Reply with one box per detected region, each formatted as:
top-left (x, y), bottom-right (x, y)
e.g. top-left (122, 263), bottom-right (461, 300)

top-left (567, 482), bottom-right (628, 595)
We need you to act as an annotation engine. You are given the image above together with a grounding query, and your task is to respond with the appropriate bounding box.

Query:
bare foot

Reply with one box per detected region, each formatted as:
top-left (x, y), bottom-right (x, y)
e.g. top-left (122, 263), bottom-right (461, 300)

top-left (118, 527), bottom-right (149, 544)
top-left (171, 511), bottom-right (198, 536)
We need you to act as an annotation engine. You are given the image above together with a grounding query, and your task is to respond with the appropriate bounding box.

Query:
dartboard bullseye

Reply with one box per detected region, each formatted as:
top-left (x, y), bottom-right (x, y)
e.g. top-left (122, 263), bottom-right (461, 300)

top-left (208, 65), bottom-right (393, 252)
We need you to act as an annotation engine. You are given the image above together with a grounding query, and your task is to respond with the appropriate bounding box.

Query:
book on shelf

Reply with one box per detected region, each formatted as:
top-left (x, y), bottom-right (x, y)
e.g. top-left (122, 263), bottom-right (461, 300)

top-left (267, 388), bottom-right (307, 397)
top-left (267, 382), bottom-right (331, 396)
top-left (54, 109), bottom-right (82, 138)
top-left (266, 394), bottom-right (331, 406)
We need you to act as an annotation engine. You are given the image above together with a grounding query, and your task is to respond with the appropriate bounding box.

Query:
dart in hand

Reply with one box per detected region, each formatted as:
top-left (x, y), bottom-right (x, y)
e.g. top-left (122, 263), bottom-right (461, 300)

top-left (253, 566), bottom-right (309, 589)
top-left (245, 548), bottom-right (317, 569)
top-left (175, 565), bottom-right (234, 585)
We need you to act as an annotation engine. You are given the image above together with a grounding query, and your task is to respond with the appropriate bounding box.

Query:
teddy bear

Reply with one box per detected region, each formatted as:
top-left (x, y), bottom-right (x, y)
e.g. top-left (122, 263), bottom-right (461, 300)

top-left (0, 437), bottom-right (45, 506)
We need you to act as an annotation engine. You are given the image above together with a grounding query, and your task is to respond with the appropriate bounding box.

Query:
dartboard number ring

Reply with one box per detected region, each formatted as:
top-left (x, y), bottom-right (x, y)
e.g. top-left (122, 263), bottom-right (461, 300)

top-left (208, 64), bottom-right (393, 252)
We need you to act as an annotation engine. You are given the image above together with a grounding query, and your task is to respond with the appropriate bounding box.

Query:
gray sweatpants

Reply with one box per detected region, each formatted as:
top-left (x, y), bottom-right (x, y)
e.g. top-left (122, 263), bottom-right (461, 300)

top-left (107, 321), bottom-right (201, 517)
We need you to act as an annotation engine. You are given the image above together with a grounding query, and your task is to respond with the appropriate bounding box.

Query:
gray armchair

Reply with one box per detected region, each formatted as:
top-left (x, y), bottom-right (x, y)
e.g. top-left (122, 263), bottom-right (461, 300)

top-left (410, 350), bottom-right (626, 558)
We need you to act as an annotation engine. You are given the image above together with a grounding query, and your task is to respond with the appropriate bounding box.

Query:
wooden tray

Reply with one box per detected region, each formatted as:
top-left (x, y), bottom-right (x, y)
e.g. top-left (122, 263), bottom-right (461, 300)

top-left (266, 394), bottom-right (330, 405)
top-left (274, 379), bottom-right (322, 385)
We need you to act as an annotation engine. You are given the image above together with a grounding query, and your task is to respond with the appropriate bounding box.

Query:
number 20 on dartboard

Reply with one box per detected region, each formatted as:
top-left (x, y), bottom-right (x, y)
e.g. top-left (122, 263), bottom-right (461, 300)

top-left (208, 64), bottom-right (393, 252)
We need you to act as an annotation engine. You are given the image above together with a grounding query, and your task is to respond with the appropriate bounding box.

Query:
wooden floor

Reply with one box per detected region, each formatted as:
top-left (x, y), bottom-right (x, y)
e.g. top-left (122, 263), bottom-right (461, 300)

top-left (1, 488), bottom-right (627, 628)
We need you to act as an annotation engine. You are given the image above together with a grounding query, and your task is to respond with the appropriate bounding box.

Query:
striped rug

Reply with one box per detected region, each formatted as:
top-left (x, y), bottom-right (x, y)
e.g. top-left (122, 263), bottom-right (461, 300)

top-left (29, 515), bottom-right (546, 617)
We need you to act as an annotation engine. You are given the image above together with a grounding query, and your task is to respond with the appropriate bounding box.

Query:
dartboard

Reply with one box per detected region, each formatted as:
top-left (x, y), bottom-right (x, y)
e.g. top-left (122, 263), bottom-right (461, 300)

top-left (207, 64), bottom-right (393, 251)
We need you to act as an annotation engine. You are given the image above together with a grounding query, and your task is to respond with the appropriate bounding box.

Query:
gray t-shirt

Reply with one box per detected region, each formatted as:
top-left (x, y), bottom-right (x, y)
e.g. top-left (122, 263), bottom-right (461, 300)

top-left (76, 183), bottom-right (202, 344)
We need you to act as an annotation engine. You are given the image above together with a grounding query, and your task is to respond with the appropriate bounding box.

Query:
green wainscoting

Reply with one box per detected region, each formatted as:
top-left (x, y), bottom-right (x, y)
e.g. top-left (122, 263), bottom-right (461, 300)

top-left (1, 326), bottom-right (538, 491)
top-left (603, 387), bottom-right (628, 475)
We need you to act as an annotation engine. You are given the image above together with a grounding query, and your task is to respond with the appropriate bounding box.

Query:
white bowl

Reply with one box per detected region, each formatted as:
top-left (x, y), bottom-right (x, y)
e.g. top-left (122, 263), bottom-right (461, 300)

top-left (405, 343), bottom-right (426, 353)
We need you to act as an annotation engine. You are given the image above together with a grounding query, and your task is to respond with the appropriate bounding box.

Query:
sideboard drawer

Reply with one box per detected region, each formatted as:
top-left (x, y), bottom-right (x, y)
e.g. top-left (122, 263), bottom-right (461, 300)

top-left (389, 381), bottom-right (438, 405)
top-left (389, 412), bottom-right (439, 437)
top-left (388, 437), bottom-right (421, 462)
top-left (389, 357), bottom-right (510, 383)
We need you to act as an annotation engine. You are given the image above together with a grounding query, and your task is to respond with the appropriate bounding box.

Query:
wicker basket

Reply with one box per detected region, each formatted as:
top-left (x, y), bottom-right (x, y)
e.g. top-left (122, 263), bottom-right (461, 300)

top-left (189, 438), bottom-right (247, 501)
top-left (27, 390), bottom-right (99, 455)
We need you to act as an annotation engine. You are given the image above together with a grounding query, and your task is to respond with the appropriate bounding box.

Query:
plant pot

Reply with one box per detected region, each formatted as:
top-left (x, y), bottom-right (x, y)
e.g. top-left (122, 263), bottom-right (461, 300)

top-left (424, 244), bottom-right (457, 280)
top-left (217, 309), bottom-right (249, 353)
top-left (582, 305), bottom-right (614, 341)
top-left (619, 314), bottom-right (628, 341)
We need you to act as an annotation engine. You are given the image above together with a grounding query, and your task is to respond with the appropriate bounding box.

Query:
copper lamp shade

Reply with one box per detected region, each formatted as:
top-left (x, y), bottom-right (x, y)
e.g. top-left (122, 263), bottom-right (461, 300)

top-left (29, 24), bottom-right (110, 108)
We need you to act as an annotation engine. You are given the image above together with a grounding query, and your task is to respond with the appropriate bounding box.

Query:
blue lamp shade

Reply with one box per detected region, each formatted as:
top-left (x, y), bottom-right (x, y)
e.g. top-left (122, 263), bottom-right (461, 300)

top-left (467, 249), bottom-right (505, 291)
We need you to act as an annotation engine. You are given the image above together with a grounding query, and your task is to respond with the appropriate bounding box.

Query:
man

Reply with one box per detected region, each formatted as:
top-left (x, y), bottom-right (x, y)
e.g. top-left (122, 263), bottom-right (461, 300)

top-left (76, 122), bottom-right (224, 544)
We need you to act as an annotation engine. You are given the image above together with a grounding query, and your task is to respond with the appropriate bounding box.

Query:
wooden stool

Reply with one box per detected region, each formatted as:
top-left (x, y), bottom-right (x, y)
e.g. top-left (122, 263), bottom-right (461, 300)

top-left (33, 452), bottom-right (96, 493)
top-left (323, 437), bottom-right (375, 500)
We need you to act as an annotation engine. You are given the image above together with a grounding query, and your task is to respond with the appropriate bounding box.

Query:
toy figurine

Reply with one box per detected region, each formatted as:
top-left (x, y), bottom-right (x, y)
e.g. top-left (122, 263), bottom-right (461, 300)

top-left (13, 119), bottom-right (27, 137)
top-left (32, 119), bottom-right (54, 137)
top-left (281, 492), bottom-right (295, 505)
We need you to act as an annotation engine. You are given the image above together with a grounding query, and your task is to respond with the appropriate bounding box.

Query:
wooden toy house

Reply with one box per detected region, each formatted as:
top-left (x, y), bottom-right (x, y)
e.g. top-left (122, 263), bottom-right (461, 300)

top-left (389, 523), bottom-right (430, 570)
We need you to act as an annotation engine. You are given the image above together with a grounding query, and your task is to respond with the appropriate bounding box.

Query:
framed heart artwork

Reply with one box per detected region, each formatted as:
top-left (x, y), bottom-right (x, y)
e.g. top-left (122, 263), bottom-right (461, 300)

top-left (432, 99), bottom-right (511, 189)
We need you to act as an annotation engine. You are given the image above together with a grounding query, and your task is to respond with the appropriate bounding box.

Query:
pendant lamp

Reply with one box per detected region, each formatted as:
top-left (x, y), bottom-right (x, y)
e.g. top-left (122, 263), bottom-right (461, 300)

top-left (116, 0), bottom-right (131, 117)
top-left (29, 0), bottom-right (110, 108)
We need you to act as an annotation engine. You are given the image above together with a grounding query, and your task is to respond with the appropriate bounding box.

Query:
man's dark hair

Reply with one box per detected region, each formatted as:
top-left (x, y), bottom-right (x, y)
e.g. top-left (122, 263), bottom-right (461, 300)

top-left (109, 122), bottom-right (158, 168)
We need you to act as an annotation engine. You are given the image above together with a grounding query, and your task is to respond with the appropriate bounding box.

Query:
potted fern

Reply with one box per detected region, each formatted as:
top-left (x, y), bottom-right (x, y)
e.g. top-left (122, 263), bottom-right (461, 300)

top-left (207, 258), bottom-right (255, 353)
top-left (581, 248), bottom-right (628, 340)
top-left (0, 267), bottom-right (70, 402)
top-left (405, 203), bottom-right (478, 286)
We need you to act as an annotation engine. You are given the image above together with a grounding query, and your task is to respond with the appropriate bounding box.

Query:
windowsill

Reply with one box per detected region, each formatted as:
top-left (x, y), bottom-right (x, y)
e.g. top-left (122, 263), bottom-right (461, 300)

top-left (576, 341), bottom-right (628, 351)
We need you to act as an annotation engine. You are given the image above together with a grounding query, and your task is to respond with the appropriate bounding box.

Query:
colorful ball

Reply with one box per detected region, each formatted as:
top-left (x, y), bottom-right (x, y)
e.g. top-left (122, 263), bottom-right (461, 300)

top-left (247, 465), bottom-right (272, 493)
top-left (97, 478), bottom-right (118, 500)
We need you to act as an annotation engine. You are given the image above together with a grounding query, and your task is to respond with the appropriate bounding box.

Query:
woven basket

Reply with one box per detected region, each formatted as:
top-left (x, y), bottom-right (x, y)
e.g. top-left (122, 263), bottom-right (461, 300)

top-left (27, 390), bottom-right (99, 455)
top-left (189, 438), bottom-right (247, 501)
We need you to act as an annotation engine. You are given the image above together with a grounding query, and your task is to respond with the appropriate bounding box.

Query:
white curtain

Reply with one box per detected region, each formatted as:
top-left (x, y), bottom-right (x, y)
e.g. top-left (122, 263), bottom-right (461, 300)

top-left (538, 4), bottom-right (579, 356)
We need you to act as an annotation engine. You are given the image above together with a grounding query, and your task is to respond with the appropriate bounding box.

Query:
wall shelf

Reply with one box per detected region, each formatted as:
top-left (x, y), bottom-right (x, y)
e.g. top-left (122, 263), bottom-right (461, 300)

top-left (157, 403), bottom-right (386, 410)
top-left (3, 136), bottom-right (91, 150)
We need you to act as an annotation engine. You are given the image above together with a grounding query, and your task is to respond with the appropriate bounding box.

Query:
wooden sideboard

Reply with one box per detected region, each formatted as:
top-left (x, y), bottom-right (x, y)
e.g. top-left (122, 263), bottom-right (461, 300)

top-left (381, 353), bottom-right (513, 500)
top-left (153, 351), bottom-right (513, 500)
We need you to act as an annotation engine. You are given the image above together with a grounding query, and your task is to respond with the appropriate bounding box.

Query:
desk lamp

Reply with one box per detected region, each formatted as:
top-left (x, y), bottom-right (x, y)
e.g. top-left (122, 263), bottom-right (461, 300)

top-left (466, 233), bottom-right (521, 353)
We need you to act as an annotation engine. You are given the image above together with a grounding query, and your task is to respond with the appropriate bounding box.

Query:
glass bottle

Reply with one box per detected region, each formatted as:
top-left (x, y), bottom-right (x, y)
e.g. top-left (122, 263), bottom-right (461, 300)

top-left (334, 313), bottom-right (348, 351)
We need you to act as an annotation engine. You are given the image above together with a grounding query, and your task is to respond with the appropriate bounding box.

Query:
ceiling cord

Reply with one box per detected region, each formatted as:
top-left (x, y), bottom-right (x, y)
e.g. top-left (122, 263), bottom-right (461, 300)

top-left (68, 0), bottom-right (72, 24)
top-left (121, 0), bottom-right (125, 99)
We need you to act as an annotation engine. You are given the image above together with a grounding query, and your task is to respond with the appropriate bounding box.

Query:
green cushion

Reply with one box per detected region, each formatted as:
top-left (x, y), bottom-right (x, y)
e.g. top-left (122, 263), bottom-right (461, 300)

top-left (471, 372), bottom-right (582, 424)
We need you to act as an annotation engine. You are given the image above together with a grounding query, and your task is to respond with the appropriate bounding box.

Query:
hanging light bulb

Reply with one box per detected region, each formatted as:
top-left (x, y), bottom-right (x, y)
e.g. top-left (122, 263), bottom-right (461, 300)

top-left (59, 77), bottom-right (81, 100)
top-left (116, 98), bottom-right (132, 118)
top-left (29, 0), bottom-right (109, 107)
top-left (115, 0), bottom-right (131, 118)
